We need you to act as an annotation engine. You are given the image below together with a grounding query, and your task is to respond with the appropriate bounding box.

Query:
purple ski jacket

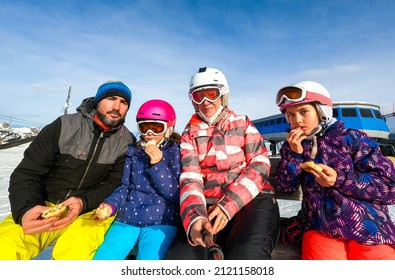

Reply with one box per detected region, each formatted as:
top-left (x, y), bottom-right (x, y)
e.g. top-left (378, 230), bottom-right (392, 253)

top-left (276, 120), bottom-right (395, 247)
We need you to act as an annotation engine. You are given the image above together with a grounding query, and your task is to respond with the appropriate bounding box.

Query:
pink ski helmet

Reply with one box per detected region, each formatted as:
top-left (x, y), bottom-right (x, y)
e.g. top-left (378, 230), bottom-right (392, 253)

top-left (136, 99), bottom-right (176, 127)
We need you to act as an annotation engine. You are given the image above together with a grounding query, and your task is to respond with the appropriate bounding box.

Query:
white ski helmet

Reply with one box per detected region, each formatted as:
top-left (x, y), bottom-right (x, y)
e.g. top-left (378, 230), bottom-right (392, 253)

top-left (276, 81), bottom-right (333, 123)
top-left (188, 67), bottom-right (230, 108)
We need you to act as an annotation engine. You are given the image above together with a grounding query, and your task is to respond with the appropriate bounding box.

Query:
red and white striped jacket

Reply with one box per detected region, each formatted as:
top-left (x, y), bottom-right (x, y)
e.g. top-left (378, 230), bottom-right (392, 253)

top-left (179, 109), bottom-right (274, 240)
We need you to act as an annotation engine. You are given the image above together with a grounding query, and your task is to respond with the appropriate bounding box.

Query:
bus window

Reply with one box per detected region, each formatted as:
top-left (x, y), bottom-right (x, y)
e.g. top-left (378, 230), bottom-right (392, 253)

top-left (276, 118), bottom-right (283, 124)
top-left (332, 108), bottom-right (338, 118)
top-left (341, 108), bottom-right (357, 117)
top-left (360, 108), bottom-right (373, 118)
top-left (373, 110), bottom-right (383, 119)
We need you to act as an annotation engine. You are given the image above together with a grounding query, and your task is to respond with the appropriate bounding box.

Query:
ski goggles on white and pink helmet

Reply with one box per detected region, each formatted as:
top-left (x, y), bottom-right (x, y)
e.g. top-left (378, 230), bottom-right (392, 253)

top-left (137, 120), bottom-right (168, 136)
top-left (189, 86), bottom-right (222, 105)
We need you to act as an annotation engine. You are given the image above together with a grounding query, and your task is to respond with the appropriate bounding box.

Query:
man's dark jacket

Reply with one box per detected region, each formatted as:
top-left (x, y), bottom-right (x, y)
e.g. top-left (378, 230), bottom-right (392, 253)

top-left (9, 97), bottom-right (135, 224)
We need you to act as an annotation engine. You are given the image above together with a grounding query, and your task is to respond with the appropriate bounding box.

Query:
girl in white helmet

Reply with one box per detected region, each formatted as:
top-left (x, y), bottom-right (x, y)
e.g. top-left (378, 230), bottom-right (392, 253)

top-left (275, 81), bottom-right (395, 259)
top-left (166, 67), bottom-right (280, 260)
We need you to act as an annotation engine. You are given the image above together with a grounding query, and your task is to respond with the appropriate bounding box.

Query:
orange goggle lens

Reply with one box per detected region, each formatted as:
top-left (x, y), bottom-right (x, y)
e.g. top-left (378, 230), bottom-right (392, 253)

top-left (192, 88), bottom-right (221, 104)
top-left (138, 121), bottom-right (166, 135)
top-left (276, 87), bottom-right (305, 106)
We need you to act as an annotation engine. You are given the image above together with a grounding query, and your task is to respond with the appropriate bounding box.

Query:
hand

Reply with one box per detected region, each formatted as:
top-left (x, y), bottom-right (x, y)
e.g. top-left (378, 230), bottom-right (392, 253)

top-left (145, 145), bottom-right (163, 164)
top-left (208, 205), bottom-right (229, 235)
top-left (286, 127), bottom-right (305, 154)
top-left (190, 218), bottom-right (213, 247)
top-left (91, 203), bottom-right (112, 221)
top-left (21, 205), bottom-right (60, 235)
top-left (309, 164), bottom-right (337, 187)
top-left (49, 196), bottom-right (83, 231)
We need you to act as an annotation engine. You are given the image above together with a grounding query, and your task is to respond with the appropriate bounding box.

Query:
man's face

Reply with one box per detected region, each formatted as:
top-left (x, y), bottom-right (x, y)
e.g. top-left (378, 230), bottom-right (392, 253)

top-left (96, 96), bottom-right (129, 126)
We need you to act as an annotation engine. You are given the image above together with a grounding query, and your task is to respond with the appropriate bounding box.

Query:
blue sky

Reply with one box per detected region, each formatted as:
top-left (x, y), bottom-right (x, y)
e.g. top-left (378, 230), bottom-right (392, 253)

top-left (1, 0), bottom-right (395, 133)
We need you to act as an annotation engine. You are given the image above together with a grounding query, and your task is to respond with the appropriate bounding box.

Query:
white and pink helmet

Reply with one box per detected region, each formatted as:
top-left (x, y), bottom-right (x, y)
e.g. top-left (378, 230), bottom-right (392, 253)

top-left (276, 81), bottom-right (333, 123)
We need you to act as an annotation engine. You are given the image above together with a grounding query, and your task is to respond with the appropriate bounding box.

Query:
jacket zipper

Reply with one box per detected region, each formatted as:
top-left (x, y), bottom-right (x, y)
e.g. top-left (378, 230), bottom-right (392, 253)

top-left (61, 131), bottom-right (104, 201)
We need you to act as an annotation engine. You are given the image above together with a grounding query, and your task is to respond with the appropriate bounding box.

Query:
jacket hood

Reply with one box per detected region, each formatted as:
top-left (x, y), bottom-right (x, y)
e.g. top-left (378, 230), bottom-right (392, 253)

top-left (76, 97), bottom-right (96, 119)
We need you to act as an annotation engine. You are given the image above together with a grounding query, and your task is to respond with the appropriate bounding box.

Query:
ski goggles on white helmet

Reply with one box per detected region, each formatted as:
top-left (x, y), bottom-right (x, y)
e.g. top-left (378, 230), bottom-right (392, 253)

top-left (137, 120), bottom-right (168, 136)
top-left (189, 86), bottom-right (222, 105)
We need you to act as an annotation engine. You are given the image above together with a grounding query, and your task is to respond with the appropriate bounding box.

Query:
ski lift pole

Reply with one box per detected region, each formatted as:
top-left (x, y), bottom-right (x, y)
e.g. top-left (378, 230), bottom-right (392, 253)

top-left (202, 229), bottom-right (224, 260)
top-left (64, 86), bottom-right (71, 115)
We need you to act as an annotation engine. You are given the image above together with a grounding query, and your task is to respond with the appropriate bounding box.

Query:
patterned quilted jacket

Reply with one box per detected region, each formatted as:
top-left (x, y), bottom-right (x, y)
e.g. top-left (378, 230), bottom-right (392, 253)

top-left (276, 120), bottom-right (395, 247)
top-left (179, 109), bottom-right (273, 239)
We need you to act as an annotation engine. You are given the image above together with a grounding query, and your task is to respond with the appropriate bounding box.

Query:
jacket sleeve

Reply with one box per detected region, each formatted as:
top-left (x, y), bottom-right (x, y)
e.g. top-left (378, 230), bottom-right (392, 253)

top-left (275, 141), bottom-right (305, 194)
top-left (9, 118), bottom-right (62, 224)
top-left (179, 128), bottom-right (209, 242)
top-left (333, 130), bottom-right (395, 204)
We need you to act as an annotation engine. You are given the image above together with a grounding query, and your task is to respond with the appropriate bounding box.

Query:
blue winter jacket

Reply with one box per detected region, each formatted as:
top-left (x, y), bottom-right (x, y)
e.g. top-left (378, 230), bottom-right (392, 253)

top-left (276, 120), bottom-right (395, 247)
top-left (103, 140), bottom-right (181, 227)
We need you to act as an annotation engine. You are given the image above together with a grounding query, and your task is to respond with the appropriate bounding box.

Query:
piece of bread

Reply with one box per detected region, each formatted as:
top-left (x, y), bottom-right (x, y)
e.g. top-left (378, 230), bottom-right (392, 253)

top-left (146, 139), bottom-right (156, 146)
top-left (41, 203), bottom-right (69, 219)
top-left (95, 205), bottom-right (110, 219)
top-left (299, 161), bottom-right (323, 172)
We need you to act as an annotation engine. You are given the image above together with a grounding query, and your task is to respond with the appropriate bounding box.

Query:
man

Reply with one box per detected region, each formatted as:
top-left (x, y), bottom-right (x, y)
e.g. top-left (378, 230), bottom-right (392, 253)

top-left (0, 81), bottom-right (136, 259)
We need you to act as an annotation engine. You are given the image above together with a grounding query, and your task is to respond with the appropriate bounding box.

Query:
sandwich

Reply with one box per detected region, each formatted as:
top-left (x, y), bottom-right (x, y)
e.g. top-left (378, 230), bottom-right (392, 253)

top-left (299, 161), bottom-right (323, 173)
top-left (41, 203), bottom-right (69, 219)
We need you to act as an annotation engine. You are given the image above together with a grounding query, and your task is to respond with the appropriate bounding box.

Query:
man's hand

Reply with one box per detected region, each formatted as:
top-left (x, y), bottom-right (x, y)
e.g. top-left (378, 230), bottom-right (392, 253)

top-left (49, 197), bottom-right (83, 231)
top-left (21, 205), bottom-right (59, 235)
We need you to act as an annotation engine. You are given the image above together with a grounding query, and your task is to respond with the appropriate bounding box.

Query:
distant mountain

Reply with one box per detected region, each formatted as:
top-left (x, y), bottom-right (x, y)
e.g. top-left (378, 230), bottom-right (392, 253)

top-left (0, 122), bottom-right (40, 148)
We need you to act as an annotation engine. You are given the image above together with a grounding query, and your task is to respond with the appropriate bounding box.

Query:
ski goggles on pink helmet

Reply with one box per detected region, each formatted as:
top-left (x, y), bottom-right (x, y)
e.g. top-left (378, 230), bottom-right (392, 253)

top-left (137, 120), bottom-right (168, 136)
top-left (276, 86), bottom-right (333, 110)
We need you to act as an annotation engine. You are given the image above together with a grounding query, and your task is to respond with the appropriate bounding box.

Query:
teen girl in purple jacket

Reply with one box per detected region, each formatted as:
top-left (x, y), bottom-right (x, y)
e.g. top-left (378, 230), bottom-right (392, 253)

top-left (275, 81), bottom-right (395, 259)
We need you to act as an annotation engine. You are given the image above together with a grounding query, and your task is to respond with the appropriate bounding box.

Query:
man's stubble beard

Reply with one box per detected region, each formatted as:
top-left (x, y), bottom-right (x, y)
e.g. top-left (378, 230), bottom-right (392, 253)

top-left (96, 110), bottom-right (125, 126)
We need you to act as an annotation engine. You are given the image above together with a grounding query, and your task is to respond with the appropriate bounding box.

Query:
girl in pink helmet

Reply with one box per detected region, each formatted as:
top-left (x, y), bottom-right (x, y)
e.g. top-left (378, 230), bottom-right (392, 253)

top-left (276, 81), bottom-right (395, 259)
top-left (92, 99), bottom-right (181, 260)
